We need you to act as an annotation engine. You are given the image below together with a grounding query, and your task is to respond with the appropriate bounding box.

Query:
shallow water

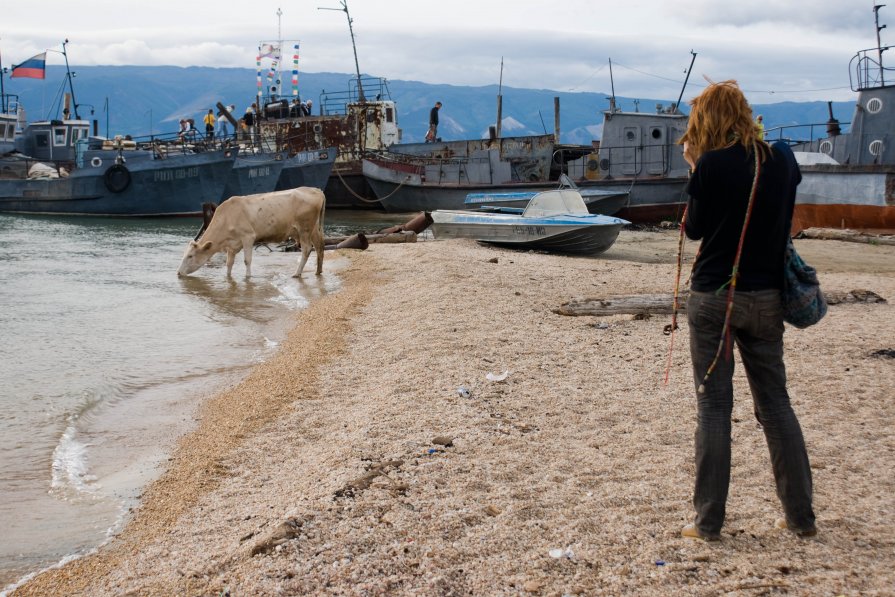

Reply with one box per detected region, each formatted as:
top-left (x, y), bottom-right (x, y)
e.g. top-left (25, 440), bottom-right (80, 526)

top-left (0, 210), bottom-right (412, 588)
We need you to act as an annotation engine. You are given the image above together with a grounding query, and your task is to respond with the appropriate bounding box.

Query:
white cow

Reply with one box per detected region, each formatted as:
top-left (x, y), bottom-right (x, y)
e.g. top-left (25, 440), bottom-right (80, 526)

top-left (177, 187), bottom-right (325, 278)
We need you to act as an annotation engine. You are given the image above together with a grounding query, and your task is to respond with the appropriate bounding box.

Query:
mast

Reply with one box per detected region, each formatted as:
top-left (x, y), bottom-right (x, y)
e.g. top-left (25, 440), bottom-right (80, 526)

top-left (496, 57), bottom-right (504, 138)
top-left (875, 3), bottom-right (886, 86)
top-left (62, 39), bottom-right (79, 119)
top-left (675, 50), bottom-right (697, 114)
top-left (320, 0), bottom-right (365, 102)
top-left (608, 58), bottom-right (616, 112)
top-left (0, 45), bottom-right (6, 114)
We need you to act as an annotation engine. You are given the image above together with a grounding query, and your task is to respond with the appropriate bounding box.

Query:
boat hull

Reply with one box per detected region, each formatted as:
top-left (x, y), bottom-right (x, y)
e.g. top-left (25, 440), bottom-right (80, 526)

top-left (364, 157), bottom-right (687, 222)
top-left (793, 164), bottom-right (895, 232)
top-left (222, 153), bottom-right (286, 200)
top-left (276, 148), bottom-right (338, 193)
top-left (0, 150), bottom-right (236, 216)
top-left (431, 210), bottom-right (628, 255)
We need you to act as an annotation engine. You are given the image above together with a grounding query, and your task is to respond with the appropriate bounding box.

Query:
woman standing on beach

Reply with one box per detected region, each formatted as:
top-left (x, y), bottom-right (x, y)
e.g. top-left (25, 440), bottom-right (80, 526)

top-left (678, 80), bottom-right (816, 541)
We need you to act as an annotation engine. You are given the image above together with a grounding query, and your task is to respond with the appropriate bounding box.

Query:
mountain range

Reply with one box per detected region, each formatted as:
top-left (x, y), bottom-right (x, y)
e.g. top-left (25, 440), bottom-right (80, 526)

top-left (3, 65), bottom-right (855, 145)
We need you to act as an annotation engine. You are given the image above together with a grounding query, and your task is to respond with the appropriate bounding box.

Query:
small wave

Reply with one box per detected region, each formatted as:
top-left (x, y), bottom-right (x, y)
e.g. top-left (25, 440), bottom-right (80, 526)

top-left (50, 422), bottom-right (99, 499)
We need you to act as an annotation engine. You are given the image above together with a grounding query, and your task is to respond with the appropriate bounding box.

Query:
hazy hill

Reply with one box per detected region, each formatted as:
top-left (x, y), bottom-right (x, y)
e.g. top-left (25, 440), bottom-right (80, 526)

top-left (4, 65), bottom-right (854, 144)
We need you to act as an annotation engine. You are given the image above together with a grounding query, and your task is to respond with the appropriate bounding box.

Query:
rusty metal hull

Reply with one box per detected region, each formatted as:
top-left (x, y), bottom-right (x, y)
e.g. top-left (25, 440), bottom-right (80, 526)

top-left (792, 164), bottom-right (895, 232)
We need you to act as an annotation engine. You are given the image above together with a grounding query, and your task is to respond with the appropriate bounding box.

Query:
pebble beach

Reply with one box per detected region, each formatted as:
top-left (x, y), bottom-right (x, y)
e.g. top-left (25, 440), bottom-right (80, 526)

top-left (10, 229), bottom-right (895, 596)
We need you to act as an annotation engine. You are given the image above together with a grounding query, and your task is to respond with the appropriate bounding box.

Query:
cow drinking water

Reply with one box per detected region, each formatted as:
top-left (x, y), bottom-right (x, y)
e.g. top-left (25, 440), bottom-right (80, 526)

top-left (177, 187), bottom-right (325, 278)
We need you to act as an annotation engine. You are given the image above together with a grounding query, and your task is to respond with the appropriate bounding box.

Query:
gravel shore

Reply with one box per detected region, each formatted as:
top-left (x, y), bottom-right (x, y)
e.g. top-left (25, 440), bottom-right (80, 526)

top-left (12, 229), bottom-right (895, 596)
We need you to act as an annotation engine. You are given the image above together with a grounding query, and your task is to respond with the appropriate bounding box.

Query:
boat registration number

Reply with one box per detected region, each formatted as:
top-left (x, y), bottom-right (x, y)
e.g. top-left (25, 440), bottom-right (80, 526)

top-left (247, 167), bottom-right (271, 178)
top-left (154, 167), bottom-right (200, 182)
top-left (513, 225), bottom-right (546, 236)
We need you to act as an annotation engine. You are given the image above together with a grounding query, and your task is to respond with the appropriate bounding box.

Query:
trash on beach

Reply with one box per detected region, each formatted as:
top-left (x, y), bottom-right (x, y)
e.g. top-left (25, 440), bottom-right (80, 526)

top-left (486, 370), bottom-right (509, 382)
top-left (548, 547), bottom-right (574, 559)
top-left (457, 386), bottom-right (471, 398)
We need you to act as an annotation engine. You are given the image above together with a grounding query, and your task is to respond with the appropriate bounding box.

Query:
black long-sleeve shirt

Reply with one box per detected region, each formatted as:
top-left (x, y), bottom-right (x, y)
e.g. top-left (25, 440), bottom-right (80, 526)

top-left (685, 141), bottom-right (800, 292)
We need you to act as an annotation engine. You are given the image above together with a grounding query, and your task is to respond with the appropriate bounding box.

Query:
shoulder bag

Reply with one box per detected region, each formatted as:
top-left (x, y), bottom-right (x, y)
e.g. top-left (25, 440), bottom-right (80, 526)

top-left (782, 237), bottom-right (827, 328)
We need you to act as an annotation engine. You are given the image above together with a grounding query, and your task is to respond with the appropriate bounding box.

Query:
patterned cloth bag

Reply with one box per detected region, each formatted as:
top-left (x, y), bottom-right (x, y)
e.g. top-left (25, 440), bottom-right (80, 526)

top-left (782, 237), bottom-right (827, 328)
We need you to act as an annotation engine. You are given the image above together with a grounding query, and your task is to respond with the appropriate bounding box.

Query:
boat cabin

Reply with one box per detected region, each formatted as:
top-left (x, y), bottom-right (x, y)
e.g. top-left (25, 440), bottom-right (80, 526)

top-left (15, 119), bottom-right (91, 162)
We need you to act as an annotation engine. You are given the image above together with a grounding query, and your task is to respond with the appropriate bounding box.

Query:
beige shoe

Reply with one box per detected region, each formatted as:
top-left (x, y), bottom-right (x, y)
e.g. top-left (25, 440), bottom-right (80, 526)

top-left (775, 517), bottom-right (817, 537)
top-left (681, 523), bottom-right (720, 541)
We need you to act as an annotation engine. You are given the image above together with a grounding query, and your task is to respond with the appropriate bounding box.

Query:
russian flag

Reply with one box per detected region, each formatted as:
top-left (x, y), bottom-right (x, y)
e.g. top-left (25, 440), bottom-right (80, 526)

top-left (12, 52), bottom-right (47, 79)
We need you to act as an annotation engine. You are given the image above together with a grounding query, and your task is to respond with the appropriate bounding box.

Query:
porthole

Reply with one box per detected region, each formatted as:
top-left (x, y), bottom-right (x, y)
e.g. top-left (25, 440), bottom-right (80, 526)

top-left (651, 128), bottom-right (662, 139)
top-left (867, 97), bottom-right (883, 114)
top-left (819, 140), bottom-right (833, 155)
top-left (91, 157), bottom-right (103, 168)
top-left (625, 131), bottom-right (636, 141)
top-left (869, 139), bottom-right (883, 156)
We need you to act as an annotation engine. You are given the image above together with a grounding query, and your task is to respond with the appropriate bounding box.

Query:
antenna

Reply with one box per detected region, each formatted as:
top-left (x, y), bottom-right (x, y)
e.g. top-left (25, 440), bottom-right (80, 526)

top-left (320, 0), bottom-right (365, 102)
top-left (875, 4), bottom-right (887, 86)
top-left (675, 50), bottom-right (697, 115)
top-left (62, 39), bottom-right (79, 119)
top-left (608, 58), bottom-right (616, 112)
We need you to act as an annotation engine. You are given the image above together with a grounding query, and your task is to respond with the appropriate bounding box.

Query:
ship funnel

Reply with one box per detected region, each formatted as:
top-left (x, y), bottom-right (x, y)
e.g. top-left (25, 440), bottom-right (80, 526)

top-left (826, 101), bottom-right (841, 137)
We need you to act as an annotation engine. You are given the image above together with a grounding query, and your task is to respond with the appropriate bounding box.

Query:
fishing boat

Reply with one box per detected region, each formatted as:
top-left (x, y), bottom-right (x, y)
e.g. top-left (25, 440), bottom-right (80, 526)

top-left (0, 42), bottom-right (236, 216)
top-left (0, 121), bottom-right (236, 216)
top-left (362, 102), bottom-right (690, 222)
top-left (430, 188), bottom-right (629, 255)
top-left (254, 4), bottom-right (399, 208)
top-left (779, 6), bottom-right (895, 232)
top-left (363, 135), bottom-right (562, 212)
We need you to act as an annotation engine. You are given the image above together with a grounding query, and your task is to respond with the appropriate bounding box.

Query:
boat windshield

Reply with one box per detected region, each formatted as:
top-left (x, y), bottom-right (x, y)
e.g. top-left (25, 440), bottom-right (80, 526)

top-left (523, 189), bottom-right (589, 217)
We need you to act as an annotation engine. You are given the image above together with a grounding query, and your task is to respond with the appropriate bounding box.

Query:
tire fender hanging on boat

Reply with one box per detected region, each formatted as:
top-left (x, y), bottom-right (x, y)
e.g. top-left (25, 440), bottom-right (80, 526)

top-left (104, 164), bottom-right (131, 193)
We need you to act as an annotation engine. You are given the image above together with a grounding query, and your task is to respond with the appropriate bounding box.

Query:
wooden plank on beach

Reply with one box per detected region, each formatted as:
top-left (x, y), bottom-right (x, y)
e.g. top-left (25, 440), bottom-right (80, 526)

top-left (555, 289), bottom-right (887, 316)
top-left (799, 228), bottom-right (895, 245)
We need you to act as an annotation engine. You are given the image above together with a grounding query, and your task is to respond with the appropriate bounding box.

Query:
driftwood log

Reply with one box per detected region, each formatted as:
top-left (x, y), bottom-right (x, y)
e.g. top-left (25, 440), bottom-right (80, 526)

top-left (555, 289), bottom-right (887, 316)
top-left (798, 228), bottom-right (895, 246)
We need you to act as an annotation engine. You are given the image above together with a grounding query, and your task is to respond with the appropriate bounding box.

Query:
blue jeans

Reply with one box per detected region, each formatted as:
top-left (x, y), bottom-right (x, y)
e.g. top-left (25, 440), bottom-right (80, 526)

top-left (688, 289), bottom-right (815, 536)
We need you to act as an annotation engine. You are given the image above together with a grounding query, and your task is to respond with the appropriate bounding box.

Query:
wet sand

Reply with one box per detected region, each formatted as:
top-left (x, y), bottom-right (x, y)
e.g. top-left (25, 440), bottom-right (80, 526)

top-left (11, 229), bottom-right (895, 596)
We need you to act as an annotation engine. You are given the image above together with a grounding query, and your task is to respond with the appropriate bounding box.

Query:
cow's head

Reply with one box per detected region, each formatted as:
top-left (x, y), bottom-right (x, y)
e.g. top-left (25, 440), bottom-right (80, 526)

top-left (177, 240), bottom-right (215, 276)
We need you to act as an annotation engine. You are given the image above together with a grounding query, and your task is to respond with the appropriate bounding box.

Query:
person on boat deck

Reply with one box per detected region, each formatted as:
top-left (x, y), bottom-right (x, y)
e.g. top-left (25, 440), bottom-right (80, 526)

top-left (217, 107), bottom-right (232, 139)
top-left (203, 109), bottom-right (216, 140)
top-left (677, 79), bottom-right (816, 542)
top-left (289, 98), bottom-right (301, 118)
top-left (756, 114), bottom-right (765, 140)
top-left (426, 101), bottom-right (442, 143)
top-left (243, 105), bottom-right (256, 143)
top-left (303, 99), bottom-right (313, 117)
top-left (178, 119), bottom-right (189, 140)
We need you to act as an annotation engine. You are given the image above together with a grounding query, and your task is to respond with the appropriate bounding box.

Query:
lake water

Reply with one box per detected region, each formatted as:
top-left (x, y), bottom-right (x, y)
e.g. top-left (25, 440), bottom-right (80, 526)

top-left (0, 210), bottom-right (411, 590)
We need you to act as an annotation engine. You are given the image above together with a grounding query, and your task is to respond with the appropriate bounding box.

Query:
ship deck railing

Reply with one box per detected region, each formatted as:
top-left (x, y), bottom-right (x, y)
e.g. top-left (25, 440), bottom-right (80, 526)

top-left (319, 76), bottom-right (393, 116)
top-left (850, 46), bottom-right (895, 91)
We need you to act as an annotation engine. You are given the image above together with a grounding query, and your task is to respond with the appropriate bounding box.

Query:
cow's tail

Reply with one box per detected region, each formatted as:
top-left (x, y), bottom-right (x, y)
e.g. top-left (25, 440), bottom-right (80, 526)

top-left (319, 189), bottom-right (326, 240)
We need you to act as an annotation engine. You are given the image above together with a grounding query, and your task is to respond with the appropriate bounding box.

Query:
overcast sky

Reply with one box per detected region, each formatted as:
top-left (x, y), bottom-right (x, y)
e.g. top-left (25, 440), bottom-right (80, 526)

top-left (1, 0), bottom-right (885, 104)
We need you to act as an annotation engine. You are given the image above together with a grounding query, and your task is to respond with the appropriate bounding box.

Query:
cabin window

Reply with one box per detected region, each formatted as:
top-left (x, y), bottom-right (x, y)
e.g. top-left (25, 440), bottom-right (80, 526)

top-left (385, 107), bottom-right (394, 123)
top-left (0, 124), bottom-right (6, 140)
top-left (53, 127), bottom-right (67, 146)
top-left (35, 132), bottom-right (50, 148)
top-left (650, 128), bottom-right (663, 140)
top-left (72, 128), bottom-right (88, 141)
